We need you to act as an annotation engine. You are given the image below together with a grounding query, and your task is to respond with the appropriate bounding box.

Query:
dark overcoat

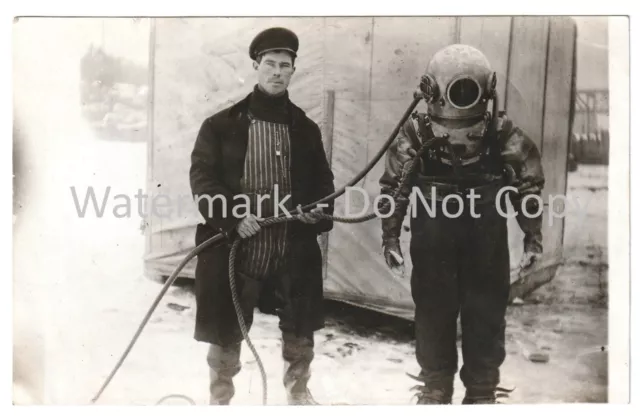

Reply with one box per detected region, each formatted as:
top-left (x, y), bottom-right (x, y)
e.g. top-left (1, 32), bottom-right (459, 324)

top-left (189, 91), bottom-right (335, 345)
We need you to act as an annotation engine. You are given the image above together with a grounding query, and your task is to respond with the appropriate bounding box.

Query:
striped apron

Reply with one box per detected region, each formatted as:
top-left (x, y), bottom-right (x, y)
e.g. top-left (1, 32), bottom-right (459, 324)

top-left (238, 115), bottom-right (293, 280)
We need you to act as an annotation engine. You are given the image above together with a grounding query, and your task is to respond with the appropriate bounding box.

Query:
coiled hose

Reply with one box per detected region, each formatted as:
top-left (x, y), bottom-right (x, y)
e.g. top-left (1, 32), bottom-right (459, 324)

top-left (90, 93), bottom-right (429, 405)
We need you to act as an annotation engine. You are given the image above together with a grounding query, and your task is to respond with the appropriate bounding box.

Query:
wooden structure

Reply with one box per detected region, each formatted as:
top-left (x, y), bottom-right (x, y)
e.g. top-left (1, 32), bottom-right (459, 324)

top-left (571, 131), bottom-right (609, 165)
top-left (570, 88), bottom-right (609, 164)
top-left (574, 89), bottom-right (609, 133)
top-left (144, 17), bottom-right (577, 320)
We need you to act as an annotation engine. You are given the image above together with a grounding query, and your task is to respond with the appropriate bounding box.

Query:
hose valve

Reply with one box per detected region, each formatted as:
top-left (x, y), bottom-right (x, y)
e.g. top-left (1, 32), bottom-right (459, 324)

top-left (419, 74), bottom-right (439, 103)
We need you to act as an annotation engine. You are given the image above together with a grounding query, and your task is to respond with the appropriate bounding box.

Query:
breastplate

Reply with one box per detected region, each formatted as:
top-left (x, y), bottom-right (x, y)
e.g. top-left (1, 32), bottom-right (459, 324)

top-left (429, 117), bottom-right (489, 166)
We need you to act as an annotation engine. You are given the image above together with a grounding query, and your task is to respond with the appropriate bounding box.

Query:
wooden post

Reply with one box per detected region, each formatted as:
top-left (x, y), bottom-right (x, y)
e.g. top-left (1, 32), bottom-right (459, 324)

top-left (144, 18), bottom-right (156, 258)
top-left (586, 92), bottom-right (593, 133)
top-left (320, 90), bottom-right (335, 281)
top-left (454, 17), bottom-right (462, 43)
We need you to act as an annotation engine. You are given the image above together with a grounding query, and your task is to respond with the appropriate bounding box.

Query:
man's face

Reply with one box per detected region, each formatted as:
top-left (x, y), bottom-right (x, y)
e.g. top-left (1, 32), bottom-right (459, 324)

top-left (253, 51), bottom-right (295, 96)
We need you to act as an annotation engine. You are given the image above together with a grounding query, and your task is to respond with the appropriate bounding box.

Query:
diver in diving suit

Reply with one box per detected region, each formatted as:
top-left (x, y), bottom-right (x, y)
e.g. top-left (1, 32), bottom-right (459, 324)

top-left (378, 44), bottom-right (545, 404)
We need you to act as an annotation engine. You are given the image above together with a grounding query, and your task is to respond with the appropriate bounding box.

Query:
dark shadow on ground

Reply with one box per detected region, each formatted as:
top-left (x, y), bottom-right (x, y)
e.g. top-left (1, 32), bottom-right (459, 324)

top-left (322, 300), bottom-right (415, 343)
top-left (161, 276), bottom-right (415, 343)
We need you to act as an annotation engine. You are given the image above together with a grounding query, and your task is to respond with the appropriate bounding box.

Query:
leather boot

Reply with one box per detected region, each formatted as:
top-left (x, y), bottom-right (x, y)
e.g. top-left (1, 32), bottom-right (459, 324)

top-left (282, 332), bottom-right (318, 405)
top-left (207, 343), bottom-right (241, 405)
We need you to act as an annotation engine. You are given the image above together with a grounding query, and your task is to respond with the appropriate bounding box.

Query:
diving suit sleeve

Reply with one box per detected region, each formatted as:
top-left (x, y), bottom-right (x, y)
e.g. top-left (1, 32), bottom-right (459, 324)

top-left (499, 118), bottom-right (545, 254)
top-left (378, 118), bottom-right (421, 243)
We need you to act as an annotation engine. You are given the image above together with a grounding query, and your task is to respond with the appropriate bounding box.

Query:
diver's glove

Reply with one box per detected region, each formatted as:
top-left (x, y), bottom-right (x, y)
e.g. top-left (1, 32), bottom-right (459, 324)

top-left (383, 238), bottom-right (405, 279)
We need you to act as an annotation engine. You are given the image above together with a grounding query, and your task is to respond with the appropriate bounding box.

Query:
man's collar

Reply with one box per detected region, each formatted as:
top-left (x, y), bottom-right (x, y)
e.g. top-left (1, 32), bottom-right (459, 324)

top-left (227, 87), bottom-right (307, 126)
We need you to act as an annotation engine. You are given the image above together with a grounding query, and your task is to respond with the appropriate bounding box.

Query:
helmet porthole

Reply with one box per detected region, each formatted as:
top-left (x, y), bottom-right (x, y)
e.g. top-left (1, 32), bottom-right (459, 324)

top-left (447, 77), bottom-right (482, 109)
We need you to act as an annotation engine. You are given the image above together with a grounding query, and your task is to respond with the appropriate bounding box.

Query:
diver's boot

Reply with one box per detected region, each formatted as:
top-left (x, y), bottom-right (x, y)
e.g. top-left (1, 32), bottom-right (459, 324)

top-left (408, 373), bottom-right (454, 405)
top-left (207, 343), bottom-right (241, 405)
top-left (462, 385), bottom-right (514, 404)
top-left (462, 389), bottom-right (497, 404)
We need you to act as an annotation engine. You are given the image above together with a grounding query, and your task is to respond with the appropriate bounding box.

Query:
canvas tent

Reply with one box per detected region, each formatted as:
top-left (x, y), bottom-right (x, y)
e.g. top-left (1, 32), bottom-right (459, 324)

top-left (144, 17), bottom-right (577, 320)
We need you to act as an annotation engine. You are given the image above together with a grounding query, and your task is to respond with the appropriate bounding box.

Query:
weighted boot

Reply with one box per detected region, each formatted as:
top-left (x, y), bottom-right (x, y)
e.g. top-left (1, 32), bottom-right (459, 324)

top-left (462, 385), bottom-right (514, 404)
top-left (462, 390), bottom-right (497, 404)
top-left (407, 373), bottom-right (453, 405)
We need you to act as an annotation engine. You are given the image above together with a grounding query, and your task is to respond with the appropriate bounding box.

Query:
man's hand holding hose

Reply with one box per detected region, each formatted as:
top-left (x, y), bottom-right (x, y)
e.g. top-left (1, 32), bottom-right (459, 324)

top-left (296, 205), bottom-right (325, 224)
top-left (236, 214), bottom-right (265, 239)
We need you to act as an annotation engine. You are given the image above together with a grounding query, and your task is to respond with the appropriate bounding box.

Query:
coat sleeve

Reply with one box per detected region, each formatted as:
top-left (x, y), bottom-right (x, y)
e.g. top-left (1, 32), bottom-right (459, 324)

top-left (189, 118), bottom-right (242, 237)
top-left (499, 117), bottom-right (545, 254)
top-left (308, 122), bottom-right (336, 235)
top-left (378, 118), bottom-right (421, 243)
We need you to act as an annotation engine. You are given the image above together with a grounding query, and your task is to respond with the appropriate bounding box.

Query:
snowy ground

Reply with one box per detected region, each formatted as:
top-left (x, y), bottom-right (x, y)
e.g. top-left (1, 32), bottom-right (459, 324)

top-left (13, 20), bottom-right (608, 406)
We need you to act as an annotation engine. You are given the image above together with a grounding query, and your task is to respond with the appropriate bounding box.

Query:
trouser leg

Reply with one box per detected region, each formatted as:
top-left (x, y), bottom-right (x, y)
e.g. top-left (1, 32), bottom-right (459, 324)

top-left (207, 343), bottom-right (242, 405)
top-left (459, 205), bottom-right (511, 404)
top-left (204, 272), bottom-right (262, 405)
top-left (409, 211), bottom-right (462, 404)
top-left (282, 331), bottom-right (317, 405)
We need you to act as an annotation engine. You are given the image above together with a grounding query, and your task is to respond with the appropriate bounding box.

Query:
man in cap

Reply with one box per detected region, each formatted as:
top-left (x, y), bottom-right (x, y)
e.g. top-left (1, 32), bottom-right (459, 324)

top-left (379, 44), bottom-right (545, 404)
top-left (189, 27), bottom-right (335, 405)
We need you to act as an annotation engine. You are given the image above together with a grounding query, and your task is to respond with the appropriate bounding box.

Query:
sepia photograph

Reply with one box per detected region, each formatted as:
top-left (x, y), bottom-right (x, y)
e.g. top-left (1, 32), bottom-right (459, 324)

top-left (11, 11), bottom-right (630, 407)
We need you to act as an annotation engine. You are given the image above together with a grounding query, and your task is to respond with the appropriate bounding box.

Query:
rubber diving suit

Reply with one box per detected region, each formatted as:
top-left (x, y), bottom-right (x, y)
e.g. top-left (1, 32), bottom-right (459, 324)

top-left (378, 44), bottom-right (545, 404)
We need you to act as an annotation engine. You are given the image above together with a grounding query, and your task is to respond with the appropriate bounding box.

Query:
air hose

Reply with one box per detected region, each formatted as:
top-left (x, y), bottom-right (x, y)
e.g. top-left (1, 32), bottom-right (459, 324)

top-left (226, 116), bottom-right (441, 406)
top-left (90, 91), bottom-right (429, 405)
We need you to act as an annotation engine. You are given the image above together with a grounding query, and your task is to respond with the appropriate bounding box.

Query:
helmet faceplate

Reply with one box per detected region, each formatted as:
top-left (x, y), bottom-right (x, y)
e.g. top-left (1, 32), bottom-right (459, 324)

top-left (423, 44), bottom-right (495, 121)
